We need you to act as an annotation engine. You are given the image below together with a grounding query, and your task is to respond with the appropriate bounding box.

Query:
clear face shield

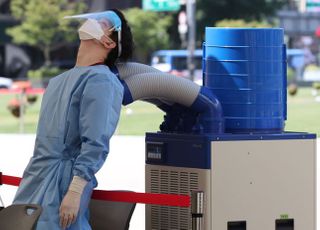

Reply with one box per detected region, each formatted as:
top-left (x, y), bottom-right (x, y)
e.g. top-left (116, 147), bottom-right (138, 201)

top-left (64, 11), bottom-right (122, 57)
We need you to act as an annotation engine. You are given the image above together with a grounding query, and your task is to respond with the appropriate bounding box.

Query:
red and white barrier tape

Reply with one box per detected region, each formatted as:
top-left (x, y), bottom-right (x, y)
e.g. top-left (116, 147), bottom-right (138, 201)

top-left (0, 173), bottom-right (190, 207)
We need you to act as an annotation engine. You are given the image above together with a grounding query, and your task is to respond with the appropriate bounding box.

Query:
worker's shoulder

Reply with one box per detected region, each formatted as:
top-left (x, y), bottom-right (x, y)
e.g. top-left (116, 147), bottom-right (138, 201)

top-left (46, 69), bottom-right (73, 86)
top-left (86, 65), bottom-right (123, 89)
top-left (87, 65), bottom-right (116, 81)
top-left (50, 69), bottom-right (72, 80)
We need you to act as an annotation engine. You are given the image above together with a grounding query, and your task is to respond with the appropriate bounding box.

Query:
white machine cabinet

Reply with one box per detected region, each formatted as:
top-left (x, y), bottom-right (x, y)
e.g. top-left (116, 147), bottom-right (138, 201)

top-left (145, 132), bottom-right (316, 230)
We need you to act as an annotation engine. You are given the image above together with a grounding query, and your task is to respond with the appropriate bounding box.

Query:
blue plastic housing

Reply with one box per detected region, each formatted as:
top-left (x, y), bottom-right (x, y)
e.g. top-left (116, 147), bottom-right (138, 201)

top-left (145, 132), bottom-right (316, 169)
top-left (203, 27), bottom-right (286, 133)
top-left (204, 28), bottom-right (284, 47)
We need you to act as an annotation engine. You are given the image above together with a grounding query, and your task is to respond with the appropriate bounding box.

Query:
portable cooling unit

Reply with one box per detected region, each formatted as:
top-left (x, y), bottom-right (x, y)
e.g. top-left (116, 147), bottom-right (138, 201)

top-left (145, 132), bottom-right (316, 230)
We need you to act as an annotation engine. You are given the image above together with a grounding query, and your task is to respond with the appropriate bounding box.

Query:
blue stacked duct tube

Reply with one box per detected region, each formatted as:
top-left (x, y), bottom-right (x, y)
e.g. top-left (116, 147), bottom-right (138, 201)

top-left (203, 27), bottom-right (286, 133)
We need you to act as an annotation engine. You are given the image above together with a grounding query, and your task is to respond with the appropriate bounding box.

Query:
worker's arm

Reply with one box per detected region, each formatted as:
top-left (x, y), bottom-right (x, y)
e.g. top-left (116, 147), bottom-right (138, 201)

top-left (59, 75), bottom-right (123, 229)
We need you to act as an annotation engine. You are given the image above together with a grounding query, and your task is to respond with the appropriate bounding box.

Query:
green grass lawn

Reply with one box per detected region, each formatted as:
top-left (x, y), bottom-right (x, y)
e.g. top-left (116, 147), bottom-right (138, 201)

top-left (116, 101), bottom-right (164, 135)
top-left (0, 94), bottom-right (43, 133)
top-left (0, 87), bottom-right (319, 136)
top-left (0, 94), bottom-right (165, 135)
top-left (285, 87), bottom-right (320, 135)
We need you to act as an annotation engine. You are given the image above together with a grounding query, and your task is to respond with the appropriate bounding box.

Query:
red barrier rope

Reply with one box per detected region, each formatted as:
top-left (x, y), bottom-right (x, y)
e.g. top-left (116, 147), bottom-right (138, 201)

top-left (1, 174), bottom-right (21, 187)
top-left (0, 174), bottom-right (190, 207)
top-left (92, 190), bottom-right (190, 207)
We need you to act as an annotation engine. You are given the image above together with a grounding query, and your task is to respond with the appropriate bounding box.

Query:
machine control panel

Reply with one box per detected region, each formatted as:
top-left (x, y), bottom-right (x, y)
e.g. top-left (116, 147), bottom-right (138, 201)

top-left (146, 142), bottom-right (166, 163)
top-left (145, 134), bottom-right (211, 169)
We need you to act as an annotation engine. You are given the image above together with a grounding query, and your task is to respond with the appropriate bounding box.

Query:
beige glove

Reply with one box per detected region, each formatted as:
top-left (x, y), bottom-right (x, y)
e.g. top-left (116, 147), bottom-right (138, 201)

top-left (59, 176), bottom-right (88, 229)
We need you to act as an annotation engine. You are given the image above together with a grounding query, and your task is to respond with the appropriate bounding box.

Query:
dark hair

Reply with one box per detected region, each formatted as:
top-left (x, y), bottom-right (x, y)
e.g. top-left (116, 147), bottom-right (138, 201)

top-left (104, 9), bottom-right (134, 67)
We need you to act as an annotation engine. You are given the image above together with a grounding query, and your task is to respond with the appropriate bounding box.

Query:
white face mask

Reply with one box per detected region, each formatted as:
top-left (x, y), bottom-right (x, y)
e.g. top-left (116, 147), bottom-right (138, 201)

top-left (78, 19), bottom-right (104, 40)
top-left (65, 11), bottom-right (122, 57)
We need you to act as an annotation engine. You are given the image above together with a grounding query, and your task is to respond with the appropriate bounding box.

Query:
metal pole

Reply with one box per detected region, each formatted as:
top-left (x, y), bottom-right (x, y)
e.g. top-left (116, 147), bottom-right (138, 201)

top-left (19, 90), bottom-right (25, 134)
top-left (187, 0), bottom-right (196, 81)
top-left (191, 191), bottom-right (204, 230)
top-left (0, 172), bottom-right (4, 210)
top-left (299, 0), bottom-right (307, 12)
top-left (0, 194), bottom-right (4, 211)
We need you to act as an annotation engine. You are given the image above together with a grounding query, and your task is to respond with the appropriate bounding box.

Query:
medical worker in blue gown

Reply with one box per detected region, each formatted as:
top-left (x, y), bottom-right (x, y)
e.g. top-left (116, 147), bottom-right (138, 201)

top-left (13, 9), bottom-right (134, 229)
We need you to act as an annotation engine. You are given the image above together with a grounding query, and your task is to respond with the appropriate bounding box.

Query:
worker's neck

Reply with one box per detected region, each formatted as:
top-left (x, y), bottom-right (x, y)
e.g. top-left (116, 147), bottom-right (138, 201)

top-left (76, 40), bottom-right (108, 67)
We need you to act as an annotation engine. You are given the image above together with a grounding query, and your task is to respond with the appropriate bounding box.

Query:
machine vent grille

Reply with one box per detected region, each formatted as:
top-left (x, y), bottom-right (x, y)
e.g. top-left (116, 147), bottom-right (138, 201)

top-left (150, 169), bottom-right (199, 230)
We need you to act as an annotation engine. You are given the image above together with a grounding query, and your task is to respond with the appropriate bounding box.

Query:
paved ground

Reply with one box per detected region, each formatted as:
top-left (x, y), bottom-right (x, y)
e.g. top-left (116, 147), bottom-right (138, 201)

top-left (0, 134), bottom-right (146, 230)
top-left (0, 134), bottom-right (319, 229)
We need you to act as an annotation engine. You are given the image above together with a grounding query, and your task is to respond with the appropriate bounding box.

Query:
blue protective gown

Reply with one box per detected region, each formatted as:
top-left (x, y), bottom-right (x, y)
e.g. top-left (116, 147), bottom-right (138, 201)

top-left (13, 65), bottom-right (124, 229)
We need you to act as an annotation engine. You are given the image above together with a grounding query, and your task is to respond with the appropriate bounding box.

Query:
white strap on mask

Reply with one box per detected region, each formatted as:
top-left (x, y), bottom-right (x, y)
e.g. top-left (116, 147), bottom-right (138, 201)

top-left (117, 30), bottom-right (122, 58)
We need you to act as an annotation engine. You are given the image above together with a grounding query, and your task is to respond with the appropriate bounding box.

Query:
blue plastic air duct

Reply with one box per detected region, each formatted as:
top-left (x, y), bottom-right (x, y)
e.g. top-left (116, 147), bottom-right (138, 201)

top-left (190, 87), bottom-right (224, 133)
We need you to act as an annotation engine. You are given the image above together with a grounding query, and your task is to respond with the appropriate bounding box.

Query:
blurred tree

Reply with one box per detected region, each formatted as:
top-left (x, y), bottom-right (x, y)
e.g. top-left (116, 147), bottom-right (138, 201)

top-left (215, 19), bottom-right (272, 28)
top-left (197, 0), bottom-right (287, 28)
top-left (124, 8), bottom-right (173, 63)
top-left (168, 0), bottom-right (288, 49)
top-left (7, 0), bottom-right (86, 66)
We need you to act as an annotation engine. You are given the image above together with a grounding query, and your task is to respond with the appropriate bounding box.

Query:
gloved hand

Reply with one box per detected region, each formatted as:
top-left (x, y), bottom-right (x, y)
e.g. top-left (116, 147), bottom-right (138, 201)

top-left (59, 176), bottom-right (88, 229)
top-left (59, 190), bottom-right (81, 229)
